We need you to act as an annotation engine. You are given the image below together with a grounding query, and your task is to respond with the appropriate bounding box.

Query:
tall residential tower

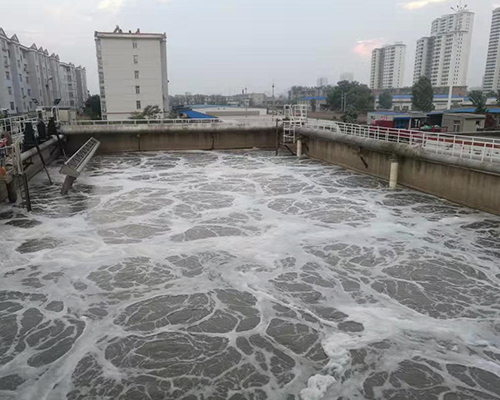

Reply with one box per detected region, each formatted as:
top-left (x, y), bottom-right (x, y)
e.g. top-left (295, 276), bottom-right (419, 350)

top-left (483, 8), bottom-right (500, 92)
top-left (370, 43), bottom-right (406, 90)
top-left (95, 26), bottom-right (169, 120)
top-left (413, 9), bottom-right (474, 87)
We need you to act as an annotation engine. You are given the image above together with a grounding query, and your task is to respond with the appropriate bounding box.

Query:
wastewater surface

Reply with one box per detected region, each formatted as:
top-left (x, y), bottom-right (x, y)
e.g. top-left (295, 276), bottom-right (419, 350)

top-left (1, 150), bottom-right (500, 400)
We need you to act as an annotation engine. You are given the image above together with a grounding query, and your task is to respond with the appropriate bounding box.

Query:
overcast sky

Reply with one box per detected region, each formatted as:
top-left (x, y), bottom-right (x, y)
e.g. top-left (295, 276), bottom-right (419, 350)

top-left (3, 0), bottom-right (497, 96)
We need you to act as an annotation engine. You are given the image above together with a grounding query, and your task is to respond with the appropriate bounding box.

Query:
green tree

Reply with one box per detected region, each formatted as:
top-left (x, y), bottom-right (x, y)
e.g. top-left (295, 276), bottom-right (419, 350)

top-left (342, 106), bottom-right (358, 124)
top-left (129, 105), bottom-right (162, 119)
top-left (83, 95), bottom-right (101, 120)
top-left (412, 77), bottom-right (434, 112)
top-left (495, 90), bottom-right (500, 106)
top-left (378, 90), bottom-right (393, 110)
top-left (326, 81), bottom-right (374, 112)
top-left (468, 91), bottom-right (488, 114)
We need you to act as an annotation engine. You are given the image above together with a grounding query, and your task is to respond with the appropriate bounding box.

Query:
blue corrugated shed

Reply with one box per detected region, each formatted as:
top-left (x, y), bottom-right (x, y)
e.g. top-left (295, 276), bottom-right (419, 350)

top-left (182, 110), bottom-right (218, 119)
top-left (429, 108), bottom-right (500, 115)
top-left (390, 94), bottom-right (462, 100)
top-left (300, 96), bottom-right (326, 101)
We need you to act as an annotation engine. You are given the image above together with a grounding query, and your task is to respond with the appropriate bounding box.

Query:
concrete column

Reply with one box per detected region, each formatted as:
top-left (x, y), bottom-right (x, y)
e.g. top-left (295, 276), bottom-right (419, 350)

top-left (297, 139), bottom-right (302, 157)
top-left (389, 158), bottom-right (399, 189)
top-left (61, 176), bottom-right (76, 195)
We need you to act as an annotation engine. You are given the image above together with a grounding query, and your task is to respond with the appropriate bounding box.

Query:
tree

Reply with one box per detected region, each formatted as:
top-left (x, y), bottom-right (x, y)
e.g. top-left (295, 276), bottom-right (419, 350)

top-left (325, 80), bottom-right (374, 112)
top-left (342, 106), bottom-right (358, 124)
top-left (83, 95), bottom-right (101, 120)
top-left (129, 105), bottom-right (162, 120)
top-left (412, 77), bottom-right (434, 112)
top-left (468, 91), bottom-right (488, 114)
top-left (379, 90), bottom-right (393, 110)
top-left (495, 90), bottom-right (500, 106)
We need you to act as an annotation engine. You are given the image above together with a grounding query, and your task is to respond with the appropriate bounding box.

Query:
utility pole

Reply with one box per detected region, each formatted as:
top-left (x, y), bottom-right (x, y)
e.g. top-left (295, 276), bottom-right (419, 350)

top-left (272, 80), bottom-right (276, 116)
top-left (245, 87), bottom-right (248, 118)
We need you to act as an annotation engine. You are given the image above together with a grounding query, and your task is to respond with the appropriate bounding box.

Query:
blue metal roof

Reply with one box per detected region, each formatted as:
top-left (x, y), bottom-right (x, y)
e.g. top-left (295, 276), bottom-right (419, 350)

top-left (389, 94), bottom-right (462, 100)
top-left (300, 96), bottom-right (326, 101)
top-left (428, 108), bottom-right (500, 115)
top-left (182, 110), bottom-right (217, 119)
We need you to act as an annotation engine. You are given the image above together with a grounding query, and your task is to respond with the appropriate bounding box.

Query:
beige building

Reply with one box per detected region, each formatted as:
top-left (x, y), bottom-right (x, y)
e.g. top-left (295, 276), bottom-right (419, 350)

top-left (95, 26), bottom-right (169, 120)
top-left (442, 113), bottom-right (485, 133)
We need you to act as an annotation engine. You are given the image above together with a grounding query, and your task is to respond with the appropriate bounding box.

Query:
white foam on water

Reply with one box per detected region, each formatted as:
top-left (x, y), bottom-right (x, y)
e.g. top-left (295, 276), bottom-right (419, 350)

top-left (0, 150), bottom-right (499, 400)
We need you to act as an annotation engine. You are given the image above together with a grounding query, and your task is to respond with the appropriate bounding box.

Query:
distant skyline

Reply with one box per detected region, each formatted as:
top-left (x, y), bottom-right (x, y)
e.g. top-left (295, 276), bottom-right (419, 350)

top-left (4, 0), bottom-right (496, 96)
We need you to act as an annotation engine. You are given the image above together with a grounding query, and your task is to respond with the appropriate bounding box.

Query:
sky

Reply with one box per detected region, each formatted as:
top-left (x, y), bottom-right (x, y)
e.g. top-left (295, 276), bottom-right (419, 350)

top-left (2, 0), bottom-right (497, 96)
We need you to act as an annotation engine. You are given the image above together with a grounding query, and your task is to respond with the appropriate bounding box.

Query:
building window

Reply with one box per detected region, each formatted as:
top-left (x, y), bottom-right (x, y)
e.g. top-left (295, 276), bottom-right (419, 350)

top-left (133, 55), bottom-right (138, 64)
top-left (27, 88), bottom-right (31, 96)
top-left (17, 60), bottom-right (20, 68)
top-left (10, 102), bottom-right (14, 110)
top-left (134, 70), bottom-right (139, 79)
top-left (70, 100), bottom-right (75, 106)
top-left (19, 74), bottom-right (22, 82)
top-left (7, 87), bottom-right (12, 95)
top-left (453, 120), bottom-right (460, 133)
top-left (21, 88), bottom-right (24, 96)
top-left (136, 100), bottom-right (141, 109)
top-left (132, 41), bottom-right (138, 49)
top-left (5, 71), bottom-right (9, 80)
top-left (135, 85), bottom-right (140, 94)
top-left (29, 101), bottom-right (32, 109)
top-left (26, 75), bottom-right (29, 84)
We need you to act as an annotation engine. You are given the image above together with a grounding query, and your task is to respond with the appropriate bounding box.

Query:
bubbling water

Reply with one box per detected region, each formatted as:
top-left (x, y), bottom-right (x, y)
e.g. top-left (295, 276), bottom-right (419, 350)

top-left (0, 150), bottom-right (499, 400)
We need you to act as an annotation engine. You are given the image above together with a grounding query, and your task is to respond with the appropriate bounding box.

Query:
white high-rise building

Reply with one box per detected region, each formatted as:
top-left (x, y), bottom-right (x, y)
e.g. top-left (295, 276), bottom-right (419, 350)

top-left (370, 43), bottom-right (406, 90)
top-left (316, 77), bottom-right (328, 87)
top-left (95, 26), bottom-right (169, 120)
top-left (483, 8), bottom-right (500, 92)
top-left (413, 9), bottom-right (474, 87)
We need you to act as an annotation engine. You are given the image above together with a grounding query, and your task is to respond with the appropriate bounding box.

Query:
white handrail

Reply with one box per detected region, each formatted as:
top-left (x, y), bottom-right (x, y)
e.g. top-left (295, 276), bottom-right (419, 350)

top-left (303, 120), bottom-right (500, 164)
top-left (65, 118), bottom-right (221, 126)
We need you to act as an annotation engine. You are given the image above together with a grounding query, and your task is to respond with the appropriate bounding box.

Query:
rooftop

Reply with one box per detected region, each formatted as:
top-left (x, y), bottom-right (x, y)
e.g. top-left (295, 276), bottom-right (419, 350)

top-left (95, 26), bottom-right (166, 39)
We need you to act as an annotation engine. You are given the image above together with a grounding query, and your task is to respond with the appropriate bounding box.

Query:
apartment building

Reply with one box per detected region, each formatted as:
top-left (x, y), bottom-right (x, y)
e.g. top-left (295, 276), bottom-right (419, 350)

top-left (370, 43), bottom-right (406, 90)
top-left (95, 26), bottom-right (169, 120)
top-left (483, 8), bottom-right (500, 92)
top-left (413, 9), bottom-right (474, 87)
top-left (0, 27), bottom-right (88, 114)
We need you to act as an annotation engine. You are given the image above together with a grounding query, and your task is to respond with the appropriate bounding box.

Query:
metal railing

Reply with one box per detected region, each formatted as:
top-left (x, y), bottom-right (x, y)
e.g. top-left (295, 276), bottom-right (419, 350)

top-left (0, 115), bottom-right (38, 136)
top-left (304, 120), bottom-right (500, 164)
top-left (0, 133), bottom-right (24, 174)
top-left (65, 118), bottom-right (221, 126)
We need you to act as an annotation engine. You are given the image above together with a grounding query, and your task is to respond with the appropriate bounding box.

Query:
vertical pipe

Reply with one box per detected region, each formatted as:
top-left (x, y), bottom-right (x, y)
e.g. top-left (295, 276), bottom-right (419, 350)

top-left (297, 139), bottom-right (302, 157)
top-left (389, 158), bottom-right (399, 190)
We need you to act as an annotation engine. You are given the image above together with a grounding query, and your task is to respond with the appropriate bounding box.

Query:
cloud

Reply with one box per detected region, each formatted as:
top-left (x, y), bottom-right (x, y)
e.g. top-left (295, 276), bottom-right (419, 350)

top-left (352, 39), bottom-right (384, 58)
top-left (401, 0), bottom-right (447, 10)
top-left (97, 0), bottom-right (171, 12)
top-left (98, 0), bottom-right (126, 11)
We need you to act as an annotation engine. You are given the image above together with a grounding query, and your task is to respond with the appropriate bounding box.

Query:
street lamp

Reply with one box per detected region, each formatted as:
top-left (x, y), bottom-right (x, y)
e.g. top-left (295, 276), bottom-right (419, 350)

top-left (45, 77), bottom-right (54, 106)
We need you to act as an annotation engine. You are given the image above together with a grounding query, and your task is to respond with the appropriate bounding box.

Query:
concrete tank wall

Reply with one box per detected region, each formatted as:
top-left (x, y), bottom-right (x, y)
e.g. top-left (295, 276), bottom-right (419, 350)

top-left (62, 126), bottom-right (277, 154)
top-left (305, 136), bottom-right (500, 215)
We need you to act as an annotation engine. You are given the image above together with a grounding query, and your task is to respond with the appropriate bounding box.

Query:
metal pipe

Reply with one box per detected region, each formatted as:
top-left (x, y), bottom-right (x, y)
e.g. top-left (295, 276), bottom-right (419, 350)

top-left (297, 139), bottom-right (302, 157)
